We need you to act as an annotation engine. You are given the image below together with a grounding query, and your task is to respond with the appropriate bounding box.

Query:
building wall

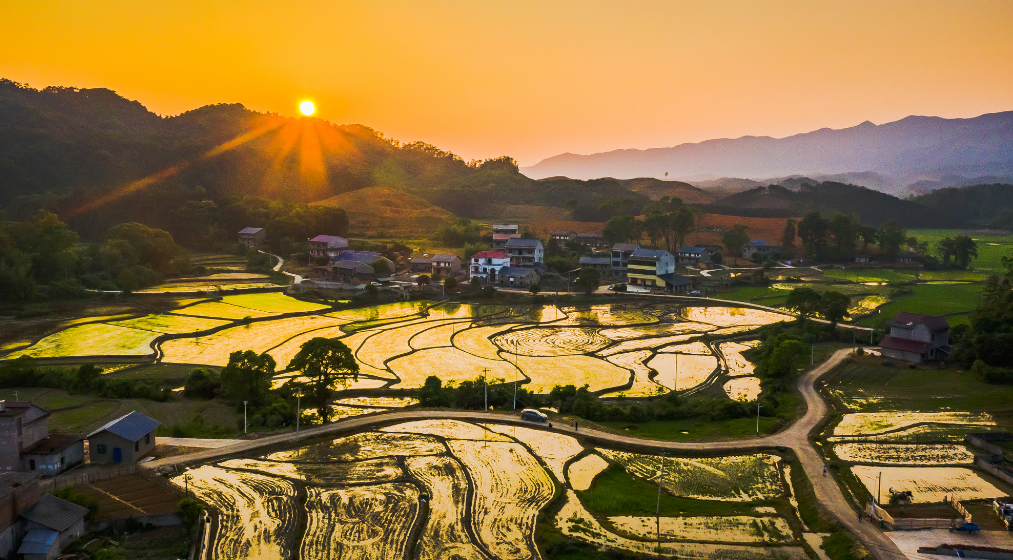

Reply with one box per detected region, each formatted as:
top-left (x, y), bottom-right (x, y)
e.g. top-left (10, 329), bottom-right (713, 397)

top-left (88, 431), bottom-right (155, 464)
top-left (0, 524), bottom-right (16, 560)
top-left (0, 416), bottom-right (48, 472)
top-left (882, 348), bottom-right (923, 363)
top-left (23, 441), bottom-right (84, 476)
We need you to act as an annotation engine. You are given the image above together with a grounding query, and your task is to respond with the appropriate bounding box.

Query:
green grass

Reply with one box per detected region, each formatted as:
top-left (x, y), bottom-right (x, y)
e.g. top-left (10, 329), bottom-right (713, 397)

top-left (827, 361), bottom-right (1013, 413)
top-left (48, 401), bottom-right (120, 433)
top-left (858, 283), bottom-right (981, 327)
top-left (823, 530), bottom-right (870, 560)
top-left (788, 457), bottom-right (833, 532)
top-left (908, 229), bottom-right (1013, 274)
top-left (577, 465), bottom-right (759, 517)
top-left (221, 292), bottom-right (329, 313)
top-left (106, 363), bottom-right (203, 381)
top-left (822, 268), bottom-right (917, 283)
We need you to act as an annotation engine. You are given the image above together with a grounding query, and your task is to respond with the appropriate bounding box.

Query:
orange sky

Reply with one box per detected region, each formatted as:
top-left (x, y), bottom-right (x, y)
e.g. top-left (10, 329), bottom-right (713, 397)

top-left (2, 0), bottom-right (1012, 166)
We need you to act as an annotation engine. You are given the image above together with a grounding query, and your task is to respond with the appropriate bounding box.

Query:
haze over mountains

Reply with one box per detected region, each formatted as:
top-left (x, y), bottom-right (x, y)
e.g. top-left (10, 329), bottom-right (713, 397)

top-left (521, 112), bottom-right (1013, 195)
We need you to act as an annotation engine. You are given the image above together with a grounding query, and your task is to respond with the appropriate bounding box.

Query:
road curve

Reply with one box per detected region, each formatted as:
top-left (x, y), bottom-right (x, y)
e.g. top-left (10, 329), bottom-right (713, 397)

top-left (146, 347), bottom-right (904, 560)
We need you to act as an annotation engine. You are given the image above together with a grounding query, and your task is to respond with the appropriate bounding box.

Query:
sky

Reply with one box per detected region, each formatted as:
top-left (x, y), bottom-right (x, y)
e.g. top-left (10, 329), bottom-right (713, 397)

top-left (2, 0), bottom-right (1012, 166)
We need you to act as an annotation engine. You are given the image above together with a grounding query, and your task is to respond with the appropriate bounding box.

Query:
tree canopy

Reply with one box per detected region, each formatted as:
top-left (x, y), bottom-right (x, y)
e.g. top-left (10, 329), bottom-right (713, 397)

top-left (288, 337), bottom-right (359, 423)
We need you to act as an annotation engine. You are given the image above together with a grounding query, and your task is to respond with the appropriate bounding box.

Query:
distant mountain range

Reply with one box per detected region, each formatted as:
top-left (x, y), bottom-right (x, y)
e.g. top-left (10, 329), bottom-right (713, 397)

top-left (521, 112), bottom-right (1013, 195)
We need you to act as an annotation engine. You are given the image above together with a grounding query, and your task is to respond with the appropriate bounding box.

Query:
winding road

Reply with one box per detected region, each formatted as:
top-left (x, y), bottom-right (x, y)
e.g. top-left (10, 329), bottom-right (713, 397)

top-left (147, 347), bottom-right (906, 560)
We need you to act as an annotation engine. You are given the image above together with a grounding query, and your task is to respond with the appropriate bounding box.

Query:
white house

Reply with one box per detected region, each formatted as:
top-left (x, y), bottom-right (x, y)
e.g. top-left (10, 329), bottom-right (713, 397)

top-left (879, 312), bottom-right (950, 363)
top-left (470, 251), bottom-right (510, 283)
top-left (504, 238), bottom-right (544, 268)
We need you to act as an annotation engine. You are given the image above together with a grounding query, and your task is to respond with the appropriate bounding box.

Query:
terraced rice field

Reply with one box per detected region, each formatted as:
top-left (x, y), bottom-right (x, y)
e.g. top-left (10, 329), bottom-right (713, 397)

top-left (13, 323), bottom-right (159, 358)
top-left (222, 293), bottom-right (330, 313)
top-left (720, 341), bottom-right (758, 376)
top-left (851, 466), bottom-right (1007, 503)
top-left (109, 314), bottom-right (230, 334)
top-left (648, 353), bottom-right (718, 392)
top-left (832, 444), bottom-right (976, 465)
top-left (302, 484), bottom-right (419, 560)
top-left (600, 450), bottom-right (783, 501)
top-left (480, 424), bottom-right (584, 482)
top-left (724, 377), bottom-right (762, 402)
top-left (161, 315), bottom-right (345, 366)
top-left (568, 453), bottom-right (611, 491)
top-left (609, 515), bottom-right (794, 543)
top-left (833, 412), bottom-right (995, 436)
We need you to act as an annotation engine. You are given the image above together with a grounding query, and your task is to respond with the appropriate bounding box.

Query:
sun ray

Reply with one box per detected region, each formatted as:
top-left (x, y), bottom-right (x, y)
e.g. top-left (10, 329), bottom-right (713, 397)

top-left (299, 119), bottom-right (328, 200)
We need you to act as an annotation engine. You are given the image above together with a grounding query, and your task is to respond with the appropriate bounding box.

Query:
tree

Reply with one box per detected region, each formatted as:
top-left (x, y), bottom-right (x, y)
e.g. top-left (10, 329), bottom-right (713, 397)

top-left (670, 206), bottom-right (697, 252)
top-left (470, 277), bottom-right (481, 289)
top-left (603, 215), bottom-right (641, 244)
top-left (819, 291), bottom-right (851, 325)
top-left (937, 237), bottom-right (956, 267)
top-left (370, 259), bottom-right (391, 275)
top-left (288, 338), bottom-right (359, 423)
top-left (529, 283), bottom-right (541, 295)
top-left (877, 220), bottom-right (906, 261)
top-left (220, 350), bottom-right (275, 404)
top-left (785, 287), bottom-right (822, 322)
top-left (183, 368), bottom-right (221, 400)
top-left (178, 497), bottom-right (205, 530)
top-left (797, 212), bottom-right (830, 259)
top-left (858, 225), bottom-right (878, 251)
top-left (780, 219), bottom-right (797, 258)
top-left (444, 276), bottom-right (457, 293)
top-left (953, 235), bottom-right (978, 269)
top-left (575, 267), bottom-right (601, 295)
top-left (759, 338), bottom-right (809, 383)
top-left (417, 274), bottom-right (430, 287)
top-left (721, 225), bottom-right (750, 265)
top-left (364, 283), bottom-right (379, 298)
top-left (829, 213), bottom-right (859, 259)
top-left (419, 375), bottom-right (445, 407)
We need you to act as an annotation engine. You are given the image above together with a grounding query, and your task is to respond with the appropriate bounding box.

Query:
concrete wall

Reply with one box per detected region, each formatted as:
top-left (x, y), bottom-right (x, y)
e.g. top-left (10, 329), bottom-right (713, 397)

top-left (23, 441), bottom-right (84, 476)
top-left (87, 431), bottom-right (156, 465)
top-left (0, 416), bottom-right (48, 472)
top-left (882, 347), bottom-right (923, 363)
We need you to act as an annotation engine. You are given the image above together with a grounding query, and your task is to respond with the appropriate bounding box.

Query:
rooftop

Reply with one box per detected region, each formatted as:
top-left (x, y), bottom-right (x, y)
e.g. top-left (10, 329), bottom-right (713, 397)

top-left (238, 227), bottom-right (263, 234)
top-left (679, 246), bottom-right (706, 254)
top-left (499, 266), bottom-right (536, 276)
top-left (21, 494), bottom-right (89, 532)
top-left (410, 256), bottom-right (432, 264)
top-left (879, 336), bottom-right (933, 354)
top-left (308, 234), bottom-right (349, 247)
top-left (472, 251), bottom-right (508, 259)
top-left (0, 471), bottom-right (41, 498)
top-left (612, 243), bottom-right (640, 252)
top-left (579, 257), bottom-right (612, 265)
top-left (0, 401), bottom-right (46, 419)
top-left (493, 232), bottom-right (521, 240)
top-left (891, 312), bottom-right (949, 332)
top-left (87, 411), bottom-right (160, 442)
top-left (22, 435), bottom-right (84, 456)
top-left (505, 238), bottom-right (543, 248)
top-left (17, 529), bottom-right (58, 555)
top-left (431, 254), bottom-right (459, 262)
top-left (748, 239), bottom-right (771, 247)
top-left (630, 248), bottom-right (672, 259)
top-left (552, 230), bottom-right (575, 236)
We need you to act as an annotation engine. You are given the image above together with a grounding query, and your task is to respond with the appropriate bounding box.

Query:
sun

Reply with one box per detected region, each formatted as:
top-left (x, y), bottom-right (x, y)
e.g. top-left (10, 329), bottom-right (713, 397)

top-left (299, 100), bottom-right (315, 116)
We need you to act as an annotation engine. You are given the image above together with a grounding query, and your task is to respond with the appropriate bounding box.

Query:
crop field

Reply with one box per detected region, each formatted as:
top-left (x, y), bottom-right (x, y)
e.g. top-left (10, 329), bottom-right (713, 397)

top-left (161, 315), bottom-right (345, 366)
top-left (603, 350), bottom-right (662, 396)
top-left (302, 484), bottom-right (419, 560)
top-left (724, 377), bottom-right (762, 402)
top-left (222, 293), bottom-right (330, 313)
top-left (557, 305), bottom-right (662, 326)
top-left (833, 412), bottom-right (995, 436)
top-left (832, 444), bottom-right (975, 465)
top-left (220, 457), bottom-right (402, 484)
top-left (908, 229), bottom-right (1013, 274)
top-left (599, 450), bottom-right (783, 501)
top-left (492, 327), bottom-right (612, 356)
top-left (658, 341), bottom-right (712, 355)
top-left (648, 353), bottom-right (718, 391)
top-left (14, 323), bottom-right (159, 358)
top-left (389, 347), bottom-right (522, 388)
top-left (609, 515), bottom-right (794, 544)
top-left (172, 301), bottom-right (275, 319)
top-left (851, 466), bottom-right (1007, 503)
top-left (857, 283), bottom-right (981, 327)
top-left (720, 341), bottom-right (758, 376)
top-left (383, 419), bottom-right (514, 441)
top-left (334, 396), bottom-right (418, 408)
top-left (109, 314), bottom-right (230, 334)
top-left (406, 454), bottom-right (492, 560)
top-left (265, 432), bottom-right (445, 462)
top-left (480, 423), bottom-right (584, 482)
top-left (568, 453), bottom-right (610, 491)
top-left (680, 306), bottom-right (790, 327)
top-left (512, 354), bottom-right (631, 393)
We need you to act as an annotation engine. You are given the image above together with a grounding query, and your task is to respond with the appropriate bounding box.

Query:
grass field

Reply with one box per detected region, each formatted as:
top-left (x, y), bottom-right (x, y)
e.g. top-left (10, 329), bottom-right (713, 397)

top-left (14, 323), bottom-right (158, 358)
top-left (578, 465), bottom-right (753, 517)
top-left (857, 283), bottom-right (980, 327)
top-left (908, 229), bottom-right (1013, 274)
top-left (222, 293), bottom-right (330, 313)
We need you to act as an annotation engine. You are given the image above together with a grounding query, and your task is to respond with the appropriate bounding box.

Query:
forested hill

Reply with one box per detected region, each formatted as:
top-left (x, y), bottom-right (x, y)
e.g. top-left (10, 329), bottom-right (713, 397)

top-left (0, 79), bottom-right (655, 238)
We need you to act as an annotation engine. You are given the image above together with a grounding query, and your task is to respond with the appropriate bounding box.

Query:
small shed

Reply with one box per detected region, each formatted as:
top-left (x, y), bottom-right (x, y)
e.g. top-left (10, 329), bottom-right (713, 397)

top-left (410, 256), bottom-right (433, 274)
top-left (86, 411), bottom-right (160, 464)
top-left (19, 494), bottom-right (88, 560)
top-left (21, 435), bottom-right (84, 476)
top-left (238, 227), bottom-right (265, 248)
top-left (497, 267), bottom-right (539, 288)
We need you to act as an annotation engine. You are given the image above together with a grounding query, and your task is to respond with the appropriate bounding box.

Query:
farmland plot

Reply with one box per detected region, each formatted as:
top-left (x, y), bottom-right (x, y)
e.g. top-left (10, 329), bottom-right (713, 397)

top-left (648, 354), bottom-right (718, 392)
top-left (448, 440), bottom-right (555, 560)
top-left (15, 323), bottom-right (158, 358)
top-left (171, 301), bottom-right (274, 320)
top-left (603, 350), bottom-right (664, 396)
top-left (568, 454), bottom-right (610, 491)
top-left (223, 293), bottom-right (329, 313)
top-left (559, 305), bottom-right (661, 326)
top-left (301, 484), bottom-right (419, 560)
top-left (383, 419), bottom-right (513, 442)
top-left (834, 412), bottom-right (995, 436)
top-left (454, 324), bottom-right (522, 359)
top-left (264, 432), bottom-right (445, 462)
top-left (511, 354), bottom-right (631, 393)
top-left (357, 318), bottom-right (462, 368)
top-left (851, 466), bottom-right (1006, 502)
top-left (219, 458), bottom-right (402, 484)
top-left (718, 341), bottom-right (758, 376)
top-left (554, 490), bottom-right (807, 560)
top-left (724, 377), bottom-right (762, 402)
top-left (609, 515), bottom-right (795, 543)
top-left (657, 341), bottom-right (712, 355)
top-left (335, 396), bottom-right (418, 408)
top-left (410, 321), bottom-right (471, 349)
top-left (110, 314), bottom-right (229, 334)
top-left (492, 327), bottom-right (612, 356)
top-left (325, 301), bottom-right (427, 323)
top-left (833, 444), bottom-right (975, 465)
top-left (600, 450), bottom-right (783, 501)
top-left (596, 334), bottom-right (699, 356)
top-left (160, 315), bottom-right (344, 366)
top-left (266, 324), bottom-right (364, 369)
top-left (174, 465), bottom-right (297, 560)
top-left (681, 306), bottom-right (789, 327)
top-left (405, 455), bottom-right (488, 560)
top-left (480, 423), bottom-right (585, 482)
top-left (388, 347), bottom-right (521, 388)
top-left (599, 322), bottom-right (716, 341)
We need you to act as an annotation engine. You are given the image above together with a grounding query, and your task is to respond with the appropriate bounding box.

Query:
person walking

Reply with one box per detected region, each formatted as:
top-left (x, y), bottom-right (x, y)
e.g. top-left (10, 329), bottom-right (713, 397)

top-left (575, 420), bottom-right (578, 431)
top-left (858, 511), bottom-right (862, 523)
top-left (822, 466), bottom-right (827, 477)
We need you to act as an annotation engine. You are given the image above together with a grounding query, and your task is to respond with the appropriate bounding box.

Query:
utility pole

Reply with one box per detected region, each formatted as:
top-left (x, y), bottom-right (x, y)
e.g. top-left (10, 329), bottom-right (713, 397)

top-left (674, 353), bottom-right (678, 392)
top-left (482, 368), bottom-right (490, 411)
top-left (513, 339), bottom-right (518, 410)
top-left (243, 401), bottom-right (248, 435)
top-left (295, 392), bottom-right (301, 435)
top-left (811, 344), bottom-right (814, 366)
top-left (756, 403), bottom-right (762, 434)
top-left (877, 471), bottom-right (882, 504)
top-left (656, 453), bottom-right (666, 546)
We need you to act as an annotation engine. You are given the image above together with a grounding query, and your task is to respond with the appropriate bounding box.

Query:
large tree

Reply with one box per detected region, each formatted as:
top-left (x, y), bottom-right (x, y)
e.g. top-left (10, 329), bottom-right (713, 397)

top-left (575, 267), bottom-right (601, 295)
top-left (828, 213), bottom-right (859, 259)
top-left (288, 337), bottom-right (359, 423)
top-left (952, 235), bottom-right (978, 269)
top-left (877, 220), bottom-right (906, 261)
top-left (220, 350), bottom-right (276, 405)
top-left (819, 291), bottom-right (851, 326)
top-left (721, 225), bottom-right (750, 265)
top-left (785, 287), bottom-right (822, 322)
top-left (780, 219), bottom-right (797, 258)
top-left (797, 212), bottom-right (830, 259)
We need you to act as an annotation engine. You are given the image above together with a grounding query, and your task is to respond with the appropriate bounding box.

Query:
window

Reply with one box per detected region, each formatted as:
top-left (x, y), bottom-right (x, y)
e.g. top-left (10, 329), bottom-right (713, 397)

top-left (145, 434), bottom-right (150, 445)
top-left (96, 444), bottom-right (107, 455)
top-left (135, 442), bottom-right (139, 452)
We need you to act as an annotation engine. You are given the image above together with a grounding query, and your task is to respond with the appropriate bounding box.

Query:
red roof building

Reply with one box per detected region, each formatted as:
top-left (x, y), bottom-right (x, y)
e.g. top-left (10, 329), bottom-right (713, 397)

top-left (879, 312), bottom-right (950, 363)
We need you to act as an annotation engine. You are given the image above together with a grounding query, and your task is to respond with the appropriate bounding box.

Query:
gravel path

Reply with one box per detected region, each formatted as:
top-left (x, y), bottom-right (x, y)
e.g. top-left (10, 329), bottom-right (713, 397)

top-left (145, 347), bottom-right (907, 560)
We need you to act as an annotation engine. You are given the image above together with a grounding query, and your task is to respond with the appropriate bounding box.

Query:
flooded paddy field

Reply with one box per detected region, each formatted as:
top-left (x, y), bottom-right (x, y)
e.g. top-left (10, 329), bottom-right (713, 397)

top-left (4, 297), bottom-right (788, 402)
top-left (850, 466), bottom-right (1008, 503)
top-left (173, 420), bottom-right (812, 559)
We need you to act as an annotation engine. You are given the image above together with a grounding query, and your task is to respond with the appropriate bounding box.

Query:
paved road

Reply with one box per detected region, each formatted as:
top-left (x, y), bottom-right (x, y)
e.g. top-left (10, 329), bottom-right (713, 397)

top-left (145, 347), bottom-right (905, 560)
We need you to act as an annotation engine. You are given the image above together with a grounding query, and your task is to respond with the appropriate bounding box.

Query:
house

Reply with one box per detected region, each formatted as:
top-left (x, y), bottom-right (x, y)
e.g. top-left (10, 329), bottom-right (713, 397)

top-left (430, 254), bottom-right (462, 276)
top-left (492, 225), bottom-right (521, 250)
top-left (86, 411), bottom-right (160, 464)
top-left (628, 248), bottom-right (693, 292)
top-left (677, 246), bottom-right (713, 269)
top-left (238, 227), bottom-right (265, 248)
top-left (18, 494), bottom-right (88, 560)
top-left (497, 267), bottom-right (539, 288)
top-left (742, 239), bottom-right (775, 260)
top-left (470, 251), bottom-right (510, 283)
top-left (579, 256), bottom-right (611, 275)
top-left (307, 235), bottom-right (349, 262)
top-left (879, 312), bottom-right (951, 363)
top-left (695, 244), bottom-right (723, 254)
top-left (311, 262), bottom-right (376, 284)
top-left (897, 253), bottom-right (913, 264)
top-left (611, 243), bottom-right (640, 279)
top-left (336, 251), bottom-right (394, 276)
top-left (504, 238), bottom-right (544, 268)
top-left (551, 230), bottom-right (576, 243)
top-left (410, 256), bottom-right (433, 274)
top-left (0, 471), bottom-right (42, 559)
top-left (576, 232), bottom-right (605, 248)
top-left (21, 435), bottom-right (84, 476)
top-left (0, 401), bottom-right (50, 473)
top-left (854, 254), bottom-right (870, 264)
